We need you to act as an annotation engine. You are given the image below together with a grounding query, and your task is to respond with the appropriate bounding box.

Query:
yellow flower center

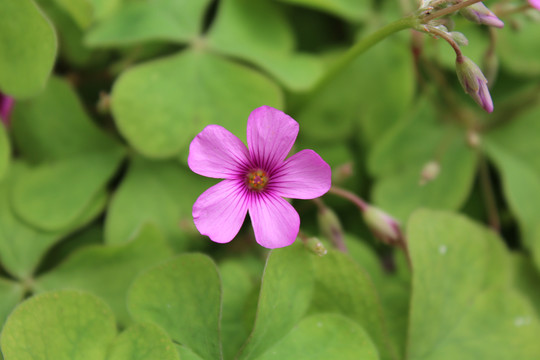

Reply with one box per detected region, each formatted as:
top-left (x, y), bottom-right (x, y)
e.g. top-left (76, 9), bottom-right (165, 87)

top-left (246, 169), bottom-right (269, 191)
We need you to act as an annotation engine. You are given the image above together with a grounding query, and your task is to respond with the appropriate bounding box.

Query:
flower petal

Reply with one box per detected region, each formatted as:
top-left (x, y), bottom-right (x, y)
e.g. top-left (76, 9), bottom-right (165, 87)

top-left (193, 179), bottom-right (249, 243)
top-left (271, 149), bottom-right (332, 199)
top-left (188, 125), bottom-right (249, 179)
top-left (247, 106), bottom-right (299, 171)
top-left (249, 193), bottom-right (300, 249)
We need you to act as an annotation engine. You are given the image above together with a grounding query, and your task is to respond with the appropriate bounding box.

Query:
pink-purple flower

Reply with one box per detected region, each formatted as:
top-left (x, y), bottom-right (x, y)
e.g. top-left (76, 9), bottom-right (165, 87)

top-left (188, 106), bottom-right (332, 249)
top-left (529, 0), bottom-right (540, 10)
top-left (0, 93), bottom-right (14, 127)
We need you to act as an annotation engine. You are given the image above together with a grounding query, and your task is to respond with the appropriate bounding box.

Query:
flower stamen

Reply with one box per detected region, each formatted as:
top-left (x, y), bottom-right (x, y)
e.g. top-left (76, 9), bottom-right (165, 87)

top-left (246, 169), bottom-right (269, 191)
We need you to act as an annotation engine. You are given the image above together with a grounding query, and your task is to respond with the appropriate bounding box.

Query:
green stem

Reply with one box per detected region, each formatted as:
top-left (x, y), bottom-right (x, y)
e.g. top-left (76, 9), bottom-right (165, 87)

top-left (312, 16), bottom-right (418, 92)
top-left (422, 0), bottom-right (484, 23)
top-left (423, 26), bottom-right (463, 60)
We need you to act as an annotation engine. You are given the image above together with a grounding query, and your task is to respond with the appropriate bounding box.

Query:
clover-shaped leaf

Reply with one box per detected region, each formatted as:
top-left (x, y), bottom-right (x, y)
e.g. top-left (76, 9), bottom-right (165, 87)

top-left (35, 224), bottom-right (173, 326)
top-left (0, 0), bottom-right (57, 98)
top-left (111, 50), bottom-right (283, 158)
top-left (407, 210), bottom-right (540, 360)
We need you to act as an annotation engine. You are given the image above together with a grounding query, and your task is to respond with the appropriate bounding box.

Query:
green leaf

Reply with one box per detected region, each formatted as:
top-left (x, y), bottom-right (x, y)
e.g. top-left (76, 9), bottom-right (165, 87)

top-left (297, 36), bottom-right (413, 142)
top-left (11, 147), bottom-right (124, 231)
top-left (345, 235), bottom-right (385, 286)
top-left (256, 314), bottom-right (379, 360)
top-left (239, 243), bottom-right (314, 360)
top-left (112, 50), bottom-right (283, 158)
top-left (484, 143), bottom-right (540, 270)
top-left (0, 124), bottom-right (10, 180)
top-left (484, 106), bottom-right (540, 269)
top-left (176, 345), bottom-right (205, 360)
top-left (35, 224), bottom-right (172, 326)
top-left (51, 0), bottom-right (93, 29)
top-left (207, 0), bottom-right (322, 91)
top-left (309, 249), bottom-right (397, 360)
top-left (86, 0), bottom-right (212, 47)
top-left (276, 0), bottom-right (371, 22)
top-left (0, 164), bottom-right (107, 279)
top-left (0, 290), bottom-right (117, 359)
top-left (369, 100), bottom-right (477, 221)
top-left (353, 32), bottom-right (415, 146)
top-left (0, 0), bottom-right (57, 98)
top-left (510, 254), bottom-right (540, 317)
top-left (407, 210), bottom-right (540, 360)
top-left (37, 0), bottom-right (99, 66)
top-left (109, 323), bottom-right (180, 360)
top-left (12, 76), bottom-right (120, 163)
top-left (105, 157), bottom-right (214, 250)
top-left (498, 15), bottom-right (540, 76)
top-left (88, 0), bottom-right (122, 21)
top-left (486, 105), bottom-right (540, 174)
top-left (368, 101), bottom-right (441, 178)
top-left (0, 278), bottom-right (24, 326)
top-left (128, 254), bottom-right (222, 360)
top-left (220, 260), bottom-right (258, 360)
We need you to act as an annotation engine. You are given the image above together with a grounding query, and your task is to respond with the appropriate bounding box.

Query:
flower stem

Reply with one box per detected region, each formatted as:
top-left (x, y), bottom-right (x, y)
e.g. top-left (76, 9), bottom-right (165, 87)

top-left (312, 16), bottom-right (419, 92)
top-left (422, 0), bottom-right (484, 23)
top-left (327, 186), bottom-right (369, 211)
top-left (423, 25), bottom-right (463, 61)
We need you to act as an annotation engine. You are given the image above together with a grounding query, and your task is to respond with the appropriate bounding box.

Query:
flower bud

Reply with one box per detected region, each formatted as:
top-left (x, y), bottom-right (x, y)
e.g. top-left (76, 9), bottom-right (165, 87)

top-left (450, 32), bottom-right (469, 46)
top-left (419, 161), bottom-right (441, 185)
top-left (467, 130), bottom-right (481, 148)
top-left (304, 237), bottom-right (328, 256)
top-left (96, 91), bottom-right (111, 115)
top-left (460, 2), bottom-right (504, 28)
top-left (332, 162), bottom-right (353, 184)
top-left (317, 206), bottom-right (344, 244)
top-left (456, 56), bottom-right (494, 113)
top-left (0, 93), bottom-right (15, 127)
top-left (362, 206), bottom-right (403, 245)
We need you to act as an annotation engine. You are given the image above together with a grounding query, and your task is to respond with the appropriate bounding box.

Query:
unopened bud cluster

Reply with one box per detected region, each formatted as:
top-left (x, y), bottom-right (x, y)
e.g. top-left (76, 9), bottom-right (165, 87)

top-left (416, 0), bottom-right (503, 112)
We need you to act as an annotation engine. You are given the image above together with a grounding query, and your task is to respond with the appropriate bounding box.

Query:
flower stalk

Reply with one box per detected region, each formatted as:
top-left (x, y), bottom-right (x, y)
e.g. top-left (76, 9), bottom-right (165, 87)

top-left (312, 16), bottom-right (419, 92)
top-left (327, 186), bottom-right (411, 266)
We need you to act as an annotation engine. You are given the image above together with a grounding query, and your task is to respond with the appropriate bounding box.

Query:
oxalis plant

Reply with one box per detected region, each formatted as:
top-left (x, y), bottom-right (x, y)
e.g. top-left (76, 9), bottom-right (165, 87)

top-left (0, 0), bottom-right (540, 359)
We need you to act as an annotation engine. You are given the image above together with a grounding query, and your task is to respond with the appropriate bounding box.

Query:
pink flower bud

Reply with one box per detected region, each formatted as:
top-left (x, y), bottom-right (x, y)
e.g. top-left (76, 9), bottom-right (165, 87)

top-left (460, 2), bottom-right (504, 28)
top-left (456, 56), bottom-right (494, 113)
top-left (362, 206), bottom-right (403, 245)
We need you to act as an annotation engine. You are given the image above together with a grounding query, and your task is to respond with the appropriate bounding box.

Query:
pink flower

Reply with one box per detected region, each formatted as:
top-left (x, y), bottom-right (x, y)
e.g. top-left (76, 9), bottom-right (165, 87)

top-left (188, 106), bottom-right (332, 248)
top-left (0, 93), bottom-right (14, 127)
top-left (529, 0), bottom-right (540, 10)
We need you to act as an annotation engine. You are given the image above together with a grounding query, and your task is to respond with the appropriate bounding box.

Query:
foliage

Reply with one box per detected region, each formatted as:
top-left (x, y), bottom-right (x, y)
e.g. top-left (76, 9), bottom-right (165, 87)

top-left (1, 0), bottom-right (540, 359)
